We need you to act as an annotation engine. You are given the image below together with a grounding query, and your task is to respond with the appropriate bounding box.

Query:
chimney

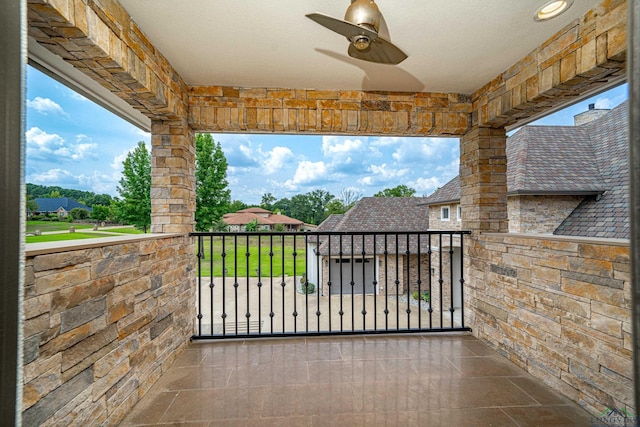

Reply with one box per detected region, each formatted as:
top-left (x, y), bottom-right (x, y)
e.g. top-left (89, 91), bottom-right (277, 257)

top-left (574, 103), bottom-right (609, 126)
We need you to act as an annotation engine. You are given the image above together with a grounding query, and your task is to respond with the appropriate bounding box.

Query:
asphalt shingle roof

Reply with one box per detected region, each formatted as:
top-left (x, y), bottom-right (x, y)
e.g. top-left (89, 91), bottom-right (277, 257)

top-left (554, 101), bottom-right (629, 239)
top-left (33, 197), bottom-right (92, 212)
top-left (423, 101), bottom-right (629, 239)
top-left (313, 197), bottom-right (430, 255)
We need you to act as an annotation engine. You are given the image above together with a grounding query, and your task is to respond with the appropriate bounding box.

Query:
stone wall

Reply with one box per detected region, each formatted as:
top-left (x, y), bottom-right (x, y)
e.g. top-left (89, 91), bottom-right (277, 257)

top-left (465, 233), bottom-right (632, 415)
top-left (508, 195), bottom-right (585, 234)
top-left (22, 235), bottom-right (195, 426)
top-left (189, 87), bottom-right (472, 136)
top-left (428, 202), bottom-right (463, 231)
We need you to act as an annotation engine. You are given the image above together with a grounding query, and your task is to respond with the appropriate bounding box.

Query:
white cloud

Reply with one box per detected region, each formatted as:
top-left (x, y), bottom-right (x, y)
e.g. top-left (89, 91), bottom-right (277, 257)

top-left (322, 136), bottom-right (364, 157)
top-left (358, 163), bottom-right (409, 187)
top-left (408, 176), bottom-right (443, 195)
top-left (26, 127), bottom-right (98, 161)
top-left (69, 92), bottom-right (89, 102)
top-left (26, 97), bottom-right (68, 116)
top-left (29, 168), bottom-right (78, 185)
top-left (263, 146), bottom-right (293, 174)
top-left (391, 138), bottom-right (455, 164)
top-left (284, 160), bottom-right (328, 189)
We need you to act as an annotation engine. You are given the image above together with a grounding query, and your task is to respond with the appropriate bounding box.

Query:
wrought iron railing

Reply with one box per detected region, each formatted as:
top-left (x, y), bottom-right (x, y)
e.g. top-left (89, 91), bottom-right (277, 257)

top-left (190, 230), bottom-right (471, 339)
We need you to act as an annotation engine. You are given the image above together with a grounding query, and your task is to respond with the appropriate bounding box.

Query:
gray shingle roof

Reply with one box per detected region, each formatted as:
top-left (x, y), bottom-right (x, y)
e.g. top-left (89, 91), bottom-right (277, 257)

top-left (423, 101), bottom-right (629, 239)
top-left (313, 197), bottom-right (430, 255)
top-left (33, 197), bottom-right (92, 212)
top-left (554, 101), bottom-right (629, 238)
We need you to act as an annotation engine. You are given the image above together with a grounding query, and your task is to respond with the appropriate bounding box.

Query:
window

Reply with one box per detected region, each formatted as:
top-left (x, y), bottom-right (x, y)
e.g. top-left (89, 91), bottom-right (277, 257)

top-left (457, 205), bottom-right (462, 221)
top-left (441, 206), bottom-right (450, 221)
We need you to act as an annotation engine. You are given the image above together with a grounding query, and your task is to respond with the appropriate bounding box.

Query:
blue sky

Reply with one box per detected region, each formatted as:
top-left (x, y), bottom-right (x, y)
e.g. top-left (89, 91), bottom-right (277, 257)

top-left (26, 66), bottom-right (628, 204)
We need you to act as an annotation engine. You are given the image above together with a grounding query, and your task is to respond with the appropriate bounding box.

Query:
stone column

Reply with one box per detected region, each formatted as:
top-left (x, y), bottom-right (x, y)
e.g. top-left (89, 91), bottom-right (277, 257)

top-left (150, 118), bottom-right (196, 234)
top-left (459, 126), bottom-right (508, 233)
top-left (459, 125), bottom-right (508, 332)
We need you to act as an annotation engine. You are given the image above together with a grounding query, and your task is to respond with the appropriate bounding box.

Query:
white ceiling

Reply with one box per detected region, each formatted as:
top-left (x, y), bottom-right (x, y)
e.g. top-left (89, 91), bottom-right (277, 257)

top-left (120, 0), bottom-right (603, 94)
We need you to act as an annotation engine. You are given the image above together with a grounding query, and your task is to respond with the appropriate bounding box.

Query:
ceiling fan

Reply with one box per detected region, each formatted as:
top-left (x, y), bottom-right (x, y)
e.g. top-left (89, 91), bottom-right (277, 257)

top-left (306, 0), bottom-right (408, 65)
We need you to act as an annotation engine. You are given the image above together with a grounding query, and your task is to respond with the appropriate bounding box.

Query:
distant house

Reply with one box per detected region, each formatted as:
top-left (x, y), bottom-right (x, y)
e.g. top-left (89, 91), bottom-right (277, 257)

top-left (306, 197), bottom-right (430, 297)
top-left (425, 100), bottom-right (629, 239)
top-left (222, 207), bottom-right (304, 232)
top-left (32, 197), bottom-right (92, 218)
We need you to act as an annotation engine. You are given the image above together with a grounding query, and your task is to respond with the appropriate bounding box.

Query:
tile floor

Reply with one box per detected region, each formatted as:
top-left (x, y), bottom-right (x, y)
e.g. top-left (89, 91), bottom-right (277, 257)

top-left (121, 334), bottom-right (593, 426)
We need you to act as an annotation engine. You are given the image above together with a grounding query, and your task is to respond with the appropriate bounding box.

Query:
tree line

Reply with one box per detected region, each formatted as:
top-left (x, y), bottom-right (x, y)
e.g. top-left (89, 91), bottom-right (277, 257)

top-left (27, 134), bottom-right (417, 232)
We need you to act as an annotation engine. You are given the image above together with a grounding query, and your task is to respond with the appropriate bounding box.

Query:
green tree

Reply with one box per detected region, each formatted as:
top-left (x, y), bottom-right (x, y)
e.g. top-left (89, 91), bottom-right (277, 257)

top-left (326, 199), bottom-right (346, 216)
top-left (272, 197), bottom-right (291, 216)
top-left (195, 134), bottom-right (231, 231)
top-left (245, 219), bottom-right (259, 231)
top-left (260, 193), bottom-right (276, 211)
top-left (26, 195), bottom-right (38, 218)
top-left (373, 185), bottom-right (416, 198)
top-left (117, 142), bottom-right (151, 232)
top-left (228, 200), bottom-right (248, 213)
top-left (69, 207), bottom-right (90, 220)
top-left (49, 190), bottom-right (61, 198)
top-left (91, 204), bottom-right (112, 221)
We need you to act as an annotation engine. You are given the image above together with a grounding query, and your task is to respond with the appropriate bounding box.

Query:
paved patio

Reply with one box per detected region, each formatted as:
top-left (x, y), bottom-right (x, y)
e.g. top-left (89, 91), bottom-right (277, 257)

top-left (120, 334), bottom-right (593, 426)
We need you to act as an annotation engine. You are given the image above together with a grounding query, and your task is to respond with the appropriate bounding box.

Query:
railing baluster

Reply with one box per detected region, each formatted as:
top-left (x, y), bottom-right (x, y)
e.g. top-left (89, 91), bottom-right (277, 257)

top-left (361, 234), bottom-right (366, 331)
top-left (281, 234), bottom-right (286, 333)
top-left (438, 233), bottom-right (443, 328)
top-left (328, 234), bottom-right (332, 333)
top-left (449, 233), bottom-right (454, 328)
top-left (269, 234), bottom-right (274, 333)
top-left (316, 235), bottom-right (321, 333)
top-left (428, 234), bottom-right (432, 329)
top-left (350, 233), bottom-right (354, 332)
top-left (209, 235), bottom-right (214, 336)
top-left (395, 233), bottom-right (399, 331)
top-left (417, 233), bottom-right (422, 330)
top-left (406, 233), bottom-right (411, 330)
top-left (222, 235), bottom-right (227, 336)
top-left (460, 232), bottom-right (466, 328)
top-left (339, 234), bottom-right (344, 332)
top-left (197, 235), bottom-right (203, 335)
top-left (293, 234), bottom-right (297, 333)
top-left (258, 234), bottom-right (262, 335)
top-left (373, 234), bottom-right (377, 331)
top-left (246, 234), bottom-right (250, 335)
top-left (234, 235), bottom-right (238, 336)
top-left (384, 234), bottom-right (389, 331)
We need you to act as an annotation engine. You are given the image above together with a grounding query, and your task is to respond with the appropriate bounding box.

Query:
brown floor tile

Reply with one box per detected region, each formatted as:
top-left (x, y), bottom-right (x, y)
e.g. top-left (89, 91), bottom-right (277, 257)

top-left (337, 338), bottom-right (411, 360)
top-left (502, 405), bottom-right (593, 426)
top-left (172, 346), bottom-right (211, 367)
top-left (509, 376), bottom-right (576, 405)
top-left (228, 360), bottom-right (309, 387)
top-left (308, 359), bottom-right (390, 384)
top-left (430, 377), bottom-right (540, 409)
top-left (119, 391), bottom-right (177, 425)
top-left (447, 355), bottom-right (528, 377)
top-left (149, 365), bottom-right (234, 391)
top-left (380, 356), bottom-right (463, 381)
top-left (261, 383), bottom-right (357, 417)
top-left (160, 388), bottom-right (265, 423)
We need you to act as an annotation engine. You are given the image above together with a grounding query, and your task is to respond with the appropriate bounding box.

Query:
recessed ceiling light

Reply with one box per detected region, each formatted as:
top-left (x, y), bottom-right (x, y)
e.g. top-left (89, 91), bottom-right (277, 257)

top-left (534, 0), bottom-right (574, 21)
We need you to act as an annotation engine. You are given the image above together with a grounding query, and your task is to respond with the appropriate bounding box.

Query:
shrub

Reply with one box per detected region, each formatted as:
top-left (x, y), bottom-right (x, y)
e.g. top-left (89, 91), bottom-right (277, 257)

top-left (302, 282), bottom-right (315, 294)
top-left (412, 291), bottom-right (430, 303)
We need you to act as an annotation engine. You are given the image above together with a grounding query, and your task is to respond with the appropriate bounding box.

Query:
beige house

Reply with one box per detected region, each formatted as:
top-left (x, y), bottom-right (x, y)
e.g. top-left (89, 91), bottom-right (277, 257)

top-left (425, 101), bottom-right (629, 238)
top-left (222, 207), bottom-right (303, 232)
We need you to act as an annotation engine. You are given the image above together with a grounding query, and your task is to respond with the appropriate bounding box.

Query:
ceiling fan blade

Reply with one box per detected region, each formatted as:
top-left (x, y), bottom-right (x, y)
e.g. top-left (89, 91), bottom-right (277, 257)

top-left (306, 12), bottom-right (378, 40)
top-left (347, 36), bottom-right (408, 65)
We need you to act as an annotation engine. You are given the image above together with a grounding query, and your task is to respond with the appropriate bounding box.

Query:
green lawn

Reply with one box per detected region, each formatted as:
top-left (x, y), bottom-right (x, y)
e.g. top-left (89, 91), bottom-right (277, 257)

top-left (26, 232), bottom-right (116, 244)
top-left (195, 235), bottom-right (306, 278)
top-left (26, 220), bottom-right (93, 233)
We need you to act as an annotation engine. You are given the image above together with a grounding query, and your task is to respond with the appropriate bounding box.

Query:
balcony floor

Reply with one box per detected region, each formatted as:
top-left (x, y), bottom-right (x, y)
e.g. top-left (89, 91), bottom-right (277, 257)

top-left (121, 334), bottom-right (592, 426)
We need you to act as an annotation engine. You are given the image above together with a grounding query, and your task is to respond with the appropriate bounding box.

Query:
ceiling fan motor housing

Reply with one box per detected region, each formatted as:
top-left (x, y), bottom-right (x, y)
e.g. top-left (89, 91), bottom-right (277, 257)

top-left (345, 0), bottom-right (381, 32)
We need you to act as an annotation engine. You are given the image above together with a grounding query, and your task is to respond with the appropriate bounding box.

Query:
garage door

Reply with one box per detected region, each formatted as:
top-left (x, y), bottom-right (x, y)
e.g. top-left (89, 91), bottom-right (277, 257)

top-left (329, 258), bottom-right (376, 295)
